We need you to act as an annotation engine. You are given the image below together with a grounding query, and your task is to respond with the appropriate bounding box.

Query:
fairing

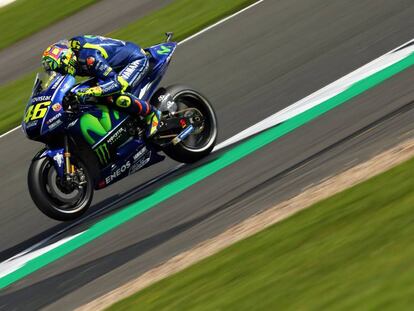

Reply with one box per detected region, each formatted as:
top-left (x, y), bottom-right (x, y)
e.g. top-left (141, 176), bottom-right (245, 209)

top-left (22, 72), bottom-right (75, 141)
top-left (24, 40), bottom-right (177, 190)
top-left (134, 42), bottom-right (177, 100)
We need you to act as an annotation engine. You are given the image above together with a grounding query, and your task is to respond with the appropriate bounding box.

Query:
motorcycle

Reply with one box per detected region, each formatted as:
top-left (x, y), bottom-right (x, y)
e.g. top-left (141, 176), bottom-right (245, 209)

top-left (21, 33), bottom-right (218, 221)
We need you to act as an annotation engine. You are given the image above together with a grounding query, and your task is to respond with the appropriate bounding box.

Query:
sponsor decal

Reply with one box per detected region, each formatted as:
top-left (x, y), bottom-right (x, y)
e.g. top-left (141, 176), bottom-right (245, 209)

top-left (158, 94), bottom-right (176, 111)
top-left (101, 83), bottom-right (118, 95)
top-left (53, 153), bottom-right (64, 167)
top-left (107, 127), bottom-right (127, 145)
top-left (129, 157), bottom-right (150, 175)
top-left (94, 143), bottom-right (110, 165)
top-left (156, 45), bottom-right (172, 55)
top-left (32, 95), bottom-right (51, 103)
top-left (52, 103), bottom-right (62, 112)
top-left (121, 61), bottom-right (140, 80)
top-left (47, 113), bottom-right (62, 125)
top-left (167, 100), bottom-right (176, 110)
top-left (68, 119), bottom-right (78, 128)
top-left (97, 62), bottom-right (107, 71)
top-left (80, 105), bottom-right (113, 145)
top-left (26, 120), bottom-right (39, 128)
top-left (133, 146), bottom-right (148, 161)
top-left (105, 161), bottom-right (131, 184)
top-left (51, 76), bottom-right (65, 90)
top-left (48, 120), bottom-right (63, 130)
top-left (103, 67), bottom-right (112, 76)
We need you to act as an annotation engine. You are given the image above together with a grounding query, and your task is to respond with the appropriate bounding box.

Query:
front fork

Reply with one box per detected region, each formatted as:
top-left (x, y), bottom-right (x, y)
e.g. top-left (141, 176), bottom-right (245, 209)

top-left (63, 135), bottom-right (86, 186)
top-left (42, 136), bottom-right (74, 179)
top-left (63, 135), bottom-right (74, 176)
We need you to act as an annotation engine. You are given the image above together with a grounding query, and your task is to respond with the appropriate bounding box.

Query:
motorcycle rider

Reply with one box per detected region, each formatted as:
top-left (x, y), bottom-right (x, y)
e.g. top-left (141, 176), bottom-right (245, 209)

top-left (41, 35), bottom-right (161, 137)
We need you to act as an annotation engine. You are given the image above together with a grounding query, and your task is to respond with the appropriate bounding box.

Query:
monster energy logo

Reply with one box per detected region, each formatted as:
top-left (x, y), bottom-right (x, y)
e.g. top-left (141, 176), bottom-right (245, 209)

top-left (94, 143), bottom-right (110, 164)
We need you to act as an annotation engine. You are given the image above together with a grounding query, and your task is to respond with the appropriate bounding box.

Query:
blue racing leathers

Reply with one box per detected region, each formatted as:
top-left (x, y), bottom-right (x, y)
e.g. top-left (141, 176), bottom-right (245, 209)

top-left (70, 35), bottom-right (152, 116)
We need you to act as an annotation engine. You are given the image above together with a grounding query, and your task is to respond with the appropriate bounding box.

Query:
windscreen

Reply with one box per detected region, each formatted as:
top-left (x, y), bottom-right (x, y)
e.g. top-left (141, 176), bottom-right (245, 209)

top-left (31, 71), bottom-right (61, 97)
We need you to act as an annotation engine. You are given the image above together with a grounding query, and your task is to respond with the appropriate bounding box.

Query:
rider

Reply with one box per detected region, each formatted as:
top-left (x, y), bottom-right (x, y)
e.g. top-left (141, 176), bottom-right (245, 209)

top-left (41, 35), bottom-right (161, 137)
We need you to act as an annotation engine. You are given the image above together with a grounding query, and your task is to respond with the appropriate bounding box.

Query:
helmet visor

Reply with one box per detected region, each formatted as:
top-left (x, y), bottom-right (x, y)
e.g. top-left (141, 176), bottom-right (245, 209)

top-left (42, 57), bottom-right (59, 72)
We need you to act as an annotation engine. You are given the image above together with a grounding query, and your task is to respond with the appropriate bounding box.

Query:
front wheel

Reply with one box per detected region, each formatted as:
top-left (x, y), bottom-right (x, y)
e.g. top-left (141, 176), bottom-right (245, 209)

top-left (155, 85), bottom-right (218, 163)
top-left (28, 156), bottom-right (94, 221)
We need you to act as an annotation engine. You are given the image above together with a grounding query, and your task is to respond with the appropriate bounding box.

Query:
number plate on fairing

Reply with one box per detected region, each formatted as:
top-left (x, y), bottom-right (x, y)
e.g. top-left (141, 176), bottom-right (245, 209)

top-left (24, 101), bottom-right (51, 123)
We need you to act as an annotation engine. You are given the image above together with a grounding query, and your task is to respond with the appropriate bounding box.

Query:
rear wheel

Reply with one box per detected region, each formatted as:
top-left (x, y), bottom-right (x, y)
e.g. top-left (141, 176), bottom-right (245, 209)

top-left (28, 157), bottom-right (93, 221)
top-left (155, 85), bottom-right (218, 163)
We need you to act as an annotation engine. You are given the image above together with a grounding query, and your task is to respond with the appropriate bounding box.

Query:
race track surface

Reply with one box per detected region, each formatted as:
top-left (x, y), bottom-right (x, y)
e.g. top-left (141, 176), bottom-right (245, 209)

top-left (0, 0), bottom-right (172, 85)
top-left (2, 0), bottom-right (414, 309)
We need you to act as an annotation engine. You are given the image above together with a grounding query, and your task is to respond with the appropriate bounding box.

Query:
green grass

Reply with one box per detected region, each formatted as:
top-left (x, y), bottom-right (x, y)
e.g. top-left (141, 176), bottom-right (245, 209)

top-left (0, 71), bottom-right (34, 133)
top-left (107, 156), bottom-right (414, 311)
top-left (0, 0), bottom-right (256, 135)
top-left (109, 0), bottom-right (256, 47)
top-left (0, 0), bottom-right (97, 50)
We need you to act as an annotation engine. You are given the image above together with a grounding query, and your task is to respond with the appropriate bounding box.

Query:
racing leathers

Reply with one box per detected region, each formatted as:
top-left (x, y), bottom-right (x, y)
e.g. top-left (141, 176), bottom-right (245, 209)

top-left (69, 35), bottom-right (160, 136)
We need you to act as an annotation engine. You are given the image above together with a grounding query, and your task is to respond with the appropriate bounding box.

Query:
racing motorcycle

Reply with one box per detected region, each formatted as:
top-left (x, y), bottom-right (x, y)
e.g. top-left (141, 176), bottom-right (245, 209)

top-left (22, 33), bottom-right (218, 221)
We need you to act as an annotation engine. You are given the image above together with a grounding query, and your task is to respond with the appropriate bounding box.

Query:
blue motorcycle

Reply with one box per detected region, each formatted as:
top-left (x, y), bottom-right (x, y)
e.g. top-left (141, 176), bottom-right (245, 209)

top-left (22, 33), bottom-right (218, 221)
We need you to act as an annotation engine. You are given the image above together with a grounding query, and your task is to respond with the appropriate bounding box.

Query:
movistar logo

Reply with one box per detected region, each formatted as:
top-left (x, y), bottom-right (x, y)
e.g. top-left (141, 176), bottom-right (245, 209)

top-left (94, 143), bottom-right (110, 164)
top-left (157, 45), bottom-right (172, 55)
top-left (80, 105), bottom-right (112, 145)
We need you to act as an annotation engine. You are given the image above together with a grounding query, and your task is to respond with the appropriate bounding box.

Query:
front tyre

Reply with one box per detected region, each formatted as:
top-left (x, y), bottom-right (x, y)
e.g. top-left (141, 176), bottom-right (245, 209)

top-left (28, 157), bottom-right (93, 221)
top-left (157, 85), bottom-right (218, 163)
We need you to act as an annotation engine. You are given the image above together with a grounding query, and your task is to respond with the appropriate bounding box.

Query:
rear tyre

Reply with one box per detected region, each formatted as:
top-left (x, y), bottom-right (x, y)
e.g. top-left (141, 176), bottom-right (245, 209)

top-left (155, 85), bottom-right (218, 163)
top-left (28, 156), bottom-right (93, 221)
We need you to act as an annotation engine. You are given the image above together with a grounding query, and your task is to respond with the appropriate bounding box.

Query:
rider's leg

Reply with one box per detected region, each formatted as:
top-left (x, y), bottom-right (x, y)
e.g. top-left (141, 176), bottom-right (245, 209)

top-left (112, 93), bottom-right (150, 116)
top-left (117, 55), bottom-right (161, 137)
top-left (111, 93), bottom-right (161, 137)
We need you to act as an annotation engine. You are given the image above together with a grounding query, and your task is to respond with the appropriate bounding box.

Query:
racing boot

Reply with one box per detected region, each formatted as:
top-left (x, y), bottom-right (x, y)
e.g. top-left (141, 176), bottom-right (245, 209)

top-left (113, 94), bottom-right (160, 137)
top-left (145, 107), bottom-right (161, 137)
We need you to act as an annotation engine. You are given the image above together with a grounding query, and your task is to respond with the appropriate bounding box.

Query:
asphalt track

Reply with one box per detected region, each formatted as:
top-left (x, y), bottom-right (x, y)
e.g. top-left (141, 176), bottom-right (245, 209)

top-left (2, 0), bottom-right (414, 309)
top-left (0, 0), bottom-right (172, 85)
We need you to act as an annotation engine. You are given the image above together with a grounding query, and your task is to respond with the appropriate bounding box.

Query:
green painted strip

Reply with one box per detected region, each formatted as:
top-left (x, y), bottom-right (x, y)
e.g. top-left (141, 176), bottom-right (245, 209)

top-left (1, 52), bottom-right (414, 290)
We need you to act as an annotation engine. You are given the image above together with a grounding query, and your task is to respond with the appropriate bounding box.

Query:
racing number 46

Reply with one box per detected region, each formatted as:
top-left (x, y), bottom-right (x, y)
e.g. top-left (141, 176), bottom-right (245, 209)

top-left (24, 101), bottom-right (51, 123)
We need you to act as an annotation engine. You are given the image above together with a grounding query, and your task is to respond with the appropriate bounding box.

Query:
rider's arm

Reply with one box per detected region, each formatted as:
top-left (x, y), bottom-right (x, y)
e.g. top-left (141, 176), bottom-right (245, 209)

top-left (77, 51), bottom-right (129, 97)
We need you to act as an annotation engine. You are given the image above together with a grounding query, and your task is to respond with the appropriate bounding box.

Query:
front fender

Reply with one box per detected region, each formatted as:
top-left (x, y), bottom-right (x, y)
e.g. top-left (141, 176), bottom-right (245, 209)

top-left (34, 148), bottom-right (65, 177)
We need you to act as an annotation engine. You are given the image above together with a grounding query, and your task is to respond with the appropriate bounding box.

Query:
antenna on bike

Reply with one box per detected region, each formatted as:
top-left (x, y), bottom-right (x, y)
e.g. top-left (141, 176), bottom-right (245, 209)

top-left (165, 32), bottom-right (174, 42)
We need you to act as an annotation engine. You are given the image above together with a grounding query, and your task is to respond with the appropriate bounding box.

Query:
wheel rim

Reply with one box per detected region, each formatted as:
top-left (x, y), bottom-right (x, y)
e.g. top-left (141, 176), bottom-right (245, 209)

top-left (46, 167), bottom-right (81, 203)
top-left (41, 161), bottom-right (89, 214)
top-left (174, 91), bottom-right (217, 152)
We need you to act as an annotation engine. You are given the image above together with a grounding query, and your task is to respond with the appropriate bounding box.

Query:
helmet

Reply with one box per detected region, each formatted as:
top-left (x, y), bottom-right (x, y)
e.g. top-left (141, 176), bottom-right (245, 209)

top-left (42, 41), bottom-right (77, 75)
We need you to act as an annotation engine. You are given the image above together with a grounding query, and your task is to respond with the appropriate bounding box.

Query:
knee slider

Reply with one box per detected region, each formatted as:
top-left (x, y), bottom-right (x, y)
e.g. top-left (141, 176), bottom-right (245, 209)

top-left (116, 95), bottom-right (131, 108)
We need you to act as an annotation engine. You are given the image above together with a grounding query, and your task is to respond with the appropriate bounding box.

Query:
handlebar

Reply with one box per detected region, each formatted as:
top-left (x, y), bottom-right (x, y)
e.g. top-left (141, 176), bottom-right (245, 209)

top-left (63, 91), bottom-right (80, 114)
